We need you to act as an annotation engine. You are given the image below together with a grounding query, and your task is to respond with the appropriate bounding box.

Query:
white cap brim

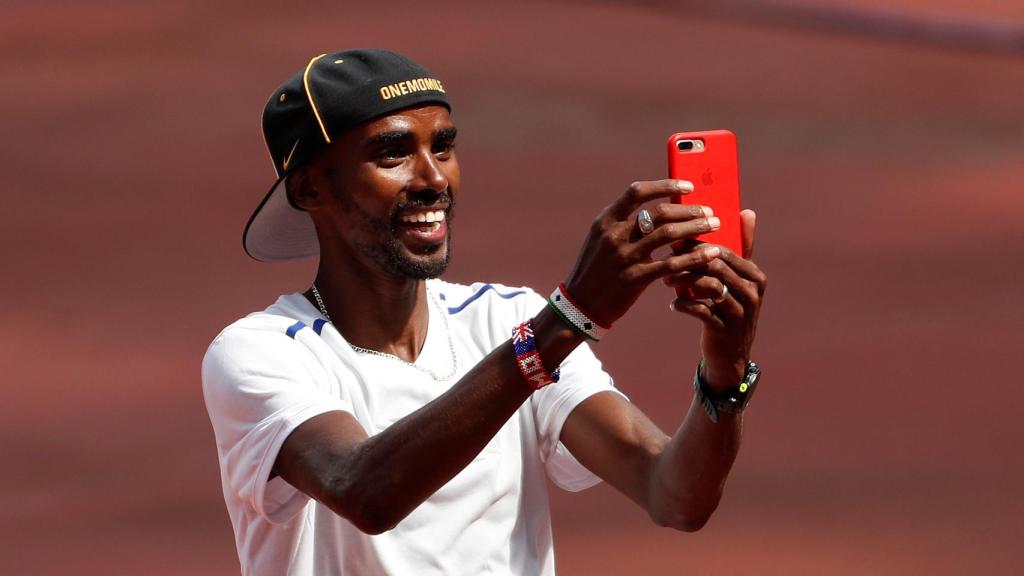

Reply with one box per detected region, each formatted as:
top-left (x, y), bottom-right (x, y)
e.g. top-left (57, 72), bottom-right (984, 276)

top-left (243, 176), bottom-right (319, 262)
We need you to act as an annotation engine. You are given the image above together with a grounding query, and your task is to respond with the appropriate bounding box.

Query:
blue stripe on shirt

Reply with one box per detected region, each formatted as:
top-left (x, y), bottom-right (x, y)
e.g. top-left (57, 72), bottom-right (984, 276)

top-left (286, 321), bottom-right (306, 339)
top-left (446, 283), bottom-right (526, 314)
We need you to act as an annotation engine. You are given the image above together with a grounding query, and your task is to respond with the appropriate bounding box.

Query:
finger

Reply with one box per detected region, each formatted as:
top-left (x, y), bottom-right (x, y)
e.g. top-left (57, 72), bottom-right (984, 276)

top-left (695, 258), bottom-right (757, 319)
top-left (708, 245), bottom-right (768, 294)
top-left (669, 298), bottom-right (726, 330)
top-left (630, 203), bottom-right (712, 242)
top-left (670, 237), bottom-right (701, 255)
top-left (631, 215), bottom-right (721, 256)
top-left (740, 209), bottom-right (756, 259)
top-left (663, 272), bottom-right (725, 301)
top-left (609, 179), bottom-right (694, 220)
top-left (625, 245), bottom-right (720, 285)
top-left (681, 272), bottom-right (743, 318)
top-left (648, 203), bottom-right (713, 226)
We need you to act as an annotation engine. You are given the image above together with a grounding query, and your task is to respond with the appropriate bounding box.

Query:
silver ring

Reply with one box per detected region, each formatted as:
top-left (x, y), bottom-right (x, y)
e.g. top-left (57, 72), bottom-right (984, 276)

top-left (712, 285), bottom-right (729, 304)
top-left (637, 209), bottom-right (654, 235)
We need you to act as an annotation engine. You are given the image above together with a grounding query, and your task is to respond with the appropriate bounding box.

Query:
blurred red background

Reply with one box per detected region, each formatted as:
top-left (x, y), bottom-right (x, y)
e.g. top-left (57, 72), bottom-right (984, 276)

top-left (3, 1), bottom-right (1022, 574)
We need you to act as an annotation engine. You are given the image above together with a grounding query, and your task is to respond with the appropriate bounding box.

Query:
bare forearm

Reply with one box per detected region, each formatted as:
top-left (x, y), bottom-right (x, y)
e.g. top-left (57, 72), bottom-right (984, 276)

top-left (648, 397), bottom-right (742, 531)
top-left (331, 306), bottom-right (583, 532)
top-left (334, 345), bottom-right (527, 532)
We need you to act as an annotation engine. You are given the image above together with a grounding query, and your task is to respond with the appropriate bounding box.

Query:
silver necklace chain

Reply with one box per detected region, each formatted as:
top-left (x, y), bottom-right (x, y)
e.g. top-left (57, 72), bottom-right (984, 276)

top-left (310, 284), bottom-right (458, 381)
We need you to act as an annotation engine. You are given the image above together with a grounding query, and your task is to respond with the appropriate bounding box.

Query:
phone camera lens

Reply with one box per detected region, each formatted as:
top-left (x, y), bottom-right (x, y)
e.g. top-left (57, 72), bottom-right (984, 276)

top-left (677, 140), bottom-right (694, 151)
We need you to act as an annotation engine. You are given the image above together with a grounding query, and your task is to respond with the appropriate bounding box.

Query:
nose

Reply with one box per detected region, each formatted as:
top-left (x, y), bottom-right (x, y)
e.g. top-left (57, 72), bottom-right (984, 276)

top-left (412, 148), bottom-right (449, 193)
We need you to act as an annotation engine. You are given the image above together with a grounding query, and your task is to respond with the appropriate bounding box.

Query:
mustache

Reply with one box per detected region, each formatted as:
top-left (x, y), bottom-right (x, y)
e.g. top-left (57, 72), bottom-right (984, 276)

top-left (393, 191), bottom-right (454, 217)
top-left (400, 191), bottom-right (451, 209)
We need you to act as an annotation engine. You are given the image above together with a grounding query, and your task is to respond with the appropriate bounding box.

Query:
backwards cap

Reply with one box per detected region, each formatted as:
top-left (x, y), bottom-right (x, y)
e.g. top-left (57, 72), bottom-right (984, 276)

top-left (244, 49), bottom-right (450, 262)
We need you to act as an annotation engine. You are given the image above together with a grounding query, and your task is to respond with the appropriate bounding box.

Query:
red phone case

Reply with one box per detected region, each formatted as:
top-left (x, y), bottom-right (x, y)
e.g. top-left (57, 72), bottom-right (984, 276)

top-left (667, 130), bottom-right (742, 255)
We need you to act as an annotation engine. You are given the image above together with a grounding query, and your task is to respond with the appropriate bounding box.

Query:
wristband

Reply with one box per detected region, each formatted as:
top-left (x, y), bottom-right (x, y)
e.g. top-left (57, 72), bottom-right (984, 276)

top-left (512, 320), bottom-right (560, 390)
top-left (548, 283), bottom-right (610, 342)
top-left (693, 360), bottom-right (761, 423)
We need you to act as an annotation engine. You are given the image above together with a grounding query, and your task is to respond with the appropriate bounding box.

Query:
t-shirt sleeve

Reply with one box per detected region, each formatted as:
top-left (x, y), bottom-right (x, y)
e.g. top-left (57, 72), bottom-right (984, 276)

top-left (201, 323), bottom-right (354, 524)
top-left (531, 342), bottom-right (624, 492)
top-left (517, 291), bottom-right (626, 492)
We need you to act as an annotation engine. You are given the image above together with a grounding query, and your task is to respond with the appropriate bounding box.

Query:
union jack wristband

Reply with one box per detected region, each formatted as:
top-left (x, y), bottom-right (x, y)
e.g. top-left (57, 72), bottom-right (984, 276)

top-left (548, 283), bottom-right (610, 342)
top-left (512, 320), bottom-right (560, 390)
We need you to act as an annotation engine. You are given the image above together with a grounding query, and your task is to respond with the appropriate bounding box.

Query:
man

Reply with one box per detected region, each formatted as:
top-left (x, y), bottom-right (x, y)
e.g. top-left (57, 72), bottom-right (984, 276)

top-left (203, 49), bottom-right (767, 575)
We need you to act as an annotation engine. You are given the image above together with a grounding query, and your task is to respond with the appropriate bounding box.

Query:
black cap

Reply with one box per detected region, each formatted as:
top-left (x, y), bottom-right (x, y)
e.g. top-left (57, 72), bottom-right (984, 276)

top-left (244, 49), bottom-right (451, 262)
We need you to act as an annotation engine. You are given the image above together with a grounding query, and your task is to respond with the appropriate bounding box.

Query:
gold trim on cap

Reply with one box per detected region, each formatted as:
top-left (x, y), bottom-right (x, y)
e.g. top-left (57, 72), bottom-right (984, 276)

top-left (303, 54), bottom-right (331, 143)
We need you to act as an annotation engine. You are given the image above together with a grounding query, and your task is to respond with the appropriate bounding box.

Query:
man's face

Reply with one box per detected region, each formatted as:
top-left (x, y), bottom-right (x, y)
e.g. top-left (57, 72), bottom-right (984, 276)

top-left (312, 105), bottom-right (459, 279)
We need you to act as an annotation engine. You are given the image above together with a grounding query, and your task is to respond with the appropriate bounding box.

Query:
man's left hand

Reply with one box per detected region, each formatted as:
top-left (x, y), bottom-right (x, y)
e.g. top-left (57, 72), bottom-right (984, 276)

top-left (666, 209), bottom-right (767, 392)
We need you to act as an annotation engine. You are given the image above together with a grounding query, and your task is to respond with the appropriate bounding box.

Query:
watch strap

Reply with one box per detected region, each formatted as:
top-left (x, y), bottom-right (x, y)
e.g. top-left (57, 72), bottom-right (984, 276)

top-left (693, 360), bottom-right (761, 423)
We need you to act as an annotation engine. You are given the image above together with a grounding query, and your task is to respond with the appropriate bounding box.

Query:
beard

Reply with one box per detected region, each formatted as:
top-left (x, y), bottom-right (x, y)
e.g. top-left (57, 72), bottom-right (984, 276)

top-left (344, 191), bottom-right (454, 279)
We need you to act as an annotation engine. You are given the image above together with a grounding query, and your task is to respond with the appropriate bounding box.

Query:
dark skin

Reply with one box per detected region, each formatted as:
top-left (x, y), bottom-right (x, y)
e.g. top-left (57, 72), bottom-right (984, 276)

top-left (273, 104), bottom-right (767, 534)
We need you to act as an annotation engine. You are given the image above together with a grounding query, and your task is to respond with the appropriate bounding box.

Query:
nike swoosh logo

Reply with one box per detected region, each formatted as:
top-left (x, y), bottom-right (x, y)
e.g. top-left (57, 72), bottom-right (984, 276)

top-left (282, 139), bottom-right (300, 171)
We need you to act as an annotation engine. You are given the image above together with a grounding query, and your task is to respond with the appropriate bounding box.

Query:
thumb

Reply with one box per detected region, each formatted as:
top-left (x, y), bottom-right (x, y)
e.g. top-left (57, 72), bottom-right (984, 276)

top-left (739, 209), bottom-right (756, 259)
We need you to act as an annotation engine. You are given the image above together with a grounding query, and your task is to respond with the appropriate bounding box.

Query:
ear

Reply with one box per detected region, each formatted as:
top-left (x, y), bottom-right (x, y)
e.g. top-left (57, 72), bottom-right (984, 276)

top-left (287, 165), bottom-right (329, 211)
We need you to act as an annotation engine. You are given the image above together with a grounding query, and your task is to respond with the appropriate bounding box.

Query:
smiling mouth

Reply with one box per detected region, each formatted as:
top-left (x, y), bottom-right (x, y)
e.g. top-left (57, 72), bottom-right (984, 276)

top-left (394, 207), bottom-right (449, 247)
top-left (398, 209), bottom-right (446, 232)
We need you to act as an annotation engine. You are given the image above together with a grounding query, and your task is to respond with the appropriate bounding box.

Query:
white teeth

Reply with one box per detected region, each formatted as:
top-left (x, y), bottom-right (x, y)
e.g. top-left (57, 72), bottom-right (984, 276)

top-left (401, 210), bottom-right (446, 224)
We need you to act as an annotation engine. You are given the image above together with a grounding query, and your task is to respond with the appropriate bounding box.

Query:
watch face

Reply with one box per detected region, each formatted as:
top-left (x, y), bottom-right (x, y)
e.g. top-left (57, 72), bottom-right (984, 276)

top-left (694, 361), bottom-right (760, 419)
top-left (743, 363), bottom-right (761, 394)
top-left (722, 362), bottom-right (759, 410)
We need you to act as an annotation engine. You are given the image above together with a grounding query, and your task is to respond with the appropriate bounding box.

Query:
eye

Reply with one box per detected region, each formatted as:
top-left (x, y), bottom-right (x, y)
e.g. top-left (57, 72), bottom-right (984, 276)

top-left (375, 146), bottom-right (408, 166)
top-left (432, 138), bottom-right (456, 157)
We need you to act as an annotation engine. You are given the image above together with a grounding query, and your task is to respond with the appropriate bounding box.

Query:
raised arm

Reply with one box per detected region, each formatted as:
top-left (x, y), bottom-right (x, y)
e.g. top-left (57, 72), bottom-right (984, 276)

top-left (560, 208), bottom-right (766, 531)
top-left (272, 179), bottom-right (721, 534)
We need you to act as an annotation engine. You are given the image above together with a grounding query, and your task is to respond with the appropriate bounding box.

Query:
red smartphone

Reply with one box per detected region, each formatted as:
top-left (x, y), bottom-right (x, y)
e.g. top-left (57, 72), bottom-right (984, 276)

top-left (667, 130), bottom-right (742, 255)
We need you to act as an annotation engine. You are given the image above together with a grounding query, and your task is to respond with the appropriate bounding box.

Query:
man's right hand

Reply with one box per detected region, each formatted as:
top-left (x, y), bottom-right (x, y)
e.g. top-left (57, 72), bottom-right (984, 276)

top-left (563, 179), bottom-right (724, 325)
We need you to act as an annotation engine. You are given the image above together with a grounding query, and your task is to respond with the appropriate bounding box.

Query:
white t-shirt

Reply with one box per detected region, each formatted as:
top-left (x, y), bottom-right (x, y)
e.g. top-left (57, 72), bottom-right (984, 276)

top-left (202, 280), bottom-right (621, 575)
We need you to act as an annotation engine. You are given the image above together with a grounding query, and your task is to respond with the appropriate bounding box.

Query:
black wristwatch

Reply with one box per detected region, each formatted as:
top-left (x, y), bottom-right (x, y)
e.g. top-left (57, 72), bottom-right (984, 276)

top-left (693, 360), bottom-right (761, 423)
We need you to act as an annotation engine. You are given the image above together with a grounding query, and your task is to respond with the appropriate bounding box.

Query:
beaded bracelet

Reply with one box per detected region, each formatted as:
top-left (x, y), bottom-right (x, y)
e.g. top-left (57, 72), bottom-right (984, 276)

top-left (547, 283), bottom-right (610, 342)
top-left (512, 320), bottom-right (560, 390)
